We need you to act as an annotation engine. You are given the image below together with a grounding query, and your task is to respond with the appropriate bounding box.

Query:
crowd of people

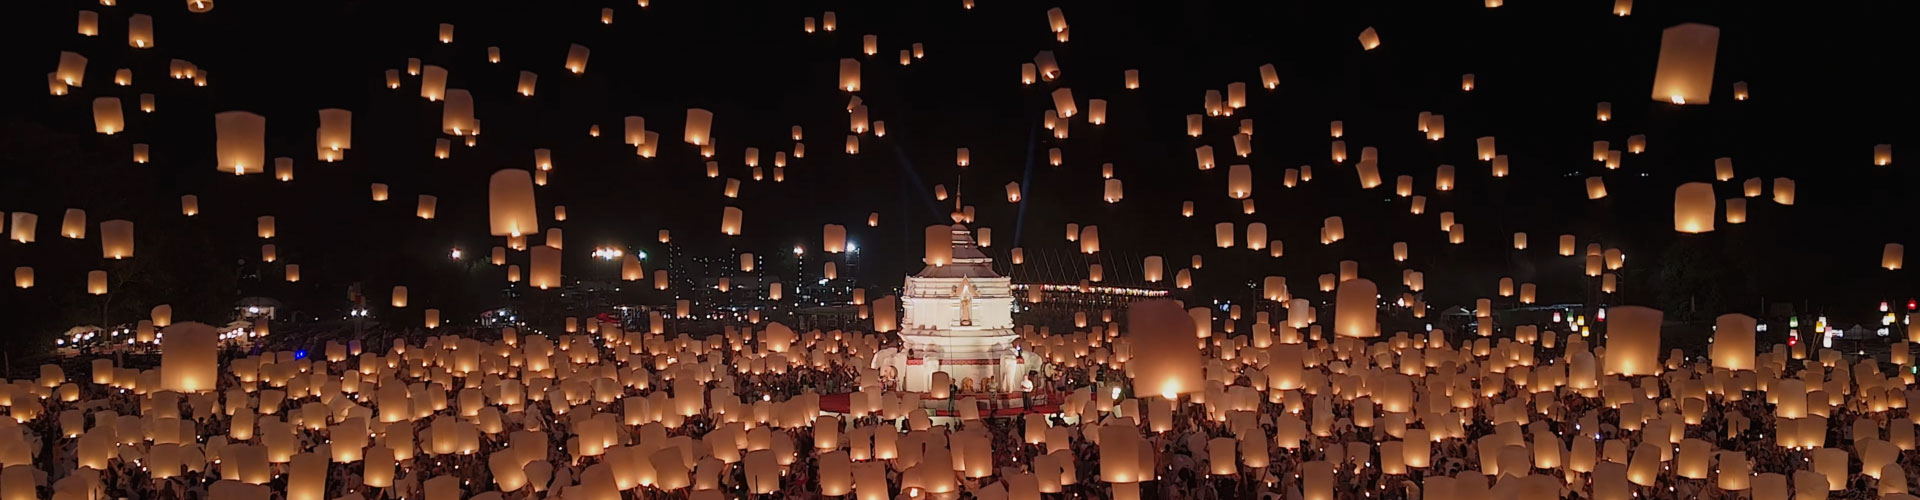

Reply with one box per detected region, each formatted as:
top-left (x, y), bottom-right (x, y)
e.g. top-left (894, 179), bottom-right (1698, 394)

top-left (4, 323), bottom-right (1915, 500)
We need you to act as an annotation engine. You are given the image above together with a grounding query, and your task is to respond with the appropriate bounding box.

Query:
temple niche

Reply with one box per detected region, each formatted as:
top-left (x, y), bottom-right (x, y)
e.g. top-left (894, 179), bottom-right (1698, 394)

top-left (879, 225), bottom-right (1034, 394)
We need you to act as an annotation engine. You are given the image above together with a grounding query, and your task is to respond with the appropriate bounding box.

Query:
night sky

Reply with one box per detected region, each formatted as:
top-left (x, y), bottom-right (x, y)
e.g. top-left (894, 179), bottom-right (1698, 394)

top-left (2, 0), bottom-right (1914, 354)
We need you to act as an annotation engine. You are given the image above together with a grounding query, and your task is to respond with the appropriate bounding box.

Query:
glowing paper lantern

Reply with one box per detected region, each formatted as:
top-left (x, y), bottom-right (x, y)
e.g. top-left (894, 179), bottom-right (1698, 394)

top-left (100, 220), bottom-right (133, 259)
top-left (1651, 23), bottom-right (1720, 104)
top-left (214, 111), bottom-right (267, 174)
top-left (1772, 178), bottom-right (1795, 205)
top-left (1586, 177), bottom-right (1608, 199)
top-left (1358, 28), bottom-right (1381, 50)
top-left (92, 97), bottom-right (123, 134)
top-left (685, 108), bottom-right (714, 146)
top-left (1673, 182), bottom-right (1716, 233)
top-left (161, 323), bottom-right (218, 392)
top-left (61, 209), bottom-right (86, 238)
top-left (565, 43), bottom-right (590, 73)
top-left (1885, 243), bottom-right (1904, 270)
top-left (419, 65), bottom-right (447, 100)
top-left (530, 247), bottom-right (561, 290)
top-left (488, 170), bottom-right (539, 237)
top-left (1603, 306), bottom-right (1662, 376)
top-left (1334, 279), bottom-right (1378, 338)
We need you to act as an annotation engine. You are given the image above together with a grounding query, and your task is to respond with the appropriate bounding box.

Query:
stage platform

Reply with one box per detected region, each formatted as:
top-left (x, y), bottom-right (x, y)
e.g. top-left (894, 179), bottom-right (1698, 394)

top-left (817, 391), bottom-right (1062, 417)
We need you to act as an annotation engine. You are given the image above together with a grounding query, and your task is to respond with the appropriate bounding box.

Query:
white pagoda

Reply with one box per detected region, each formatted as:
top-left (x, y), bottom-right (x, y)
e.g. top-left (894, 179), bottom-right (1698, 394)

top-left (890, 225), bottom-right (1034, 393)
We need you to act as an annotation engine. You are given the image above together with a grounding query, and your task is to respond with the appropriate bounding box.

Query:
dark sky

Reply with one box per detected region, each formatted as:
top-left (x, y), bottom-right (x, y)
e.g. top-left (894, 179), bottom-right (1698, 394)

top-left (1, 0), bottom-right (1914, 346)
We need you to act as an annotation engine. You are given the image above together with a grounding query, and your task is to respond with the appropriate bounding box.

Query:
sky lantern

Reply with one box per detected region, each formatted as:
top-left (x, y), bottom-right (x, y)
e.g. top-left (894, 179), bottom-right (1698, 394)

top-left (1227, 164), bottom-right (1253, 198)
top-left (1604, 306), bottom-right (1662, 376)
top-left (100, 220), bottom-right (132, 259)
top-left (1088, 99), bottom-right (1107, 124)
top-left (86, 270), bottom-right (107, 295)
top-left (1614, 0), bottom-right (1634, 15)
top-left (1358, 27), bottom-right (1381, 50)
top-left (1435, 165), bottom-right (1454, 190)
top-left (1711, 313), bottom-right (1757, 371)
top-left (1586, 177), bottom-right (1608, 199)
top-left (1875, 144), bottom-right (1893, 166)
top-left (1128, 300), bottom-right (1203, 399)
top-left (1476, 136), bottom-right (1495, 160)
top-left (488, 170), bottom-right (539, 237)
top-left (442, 89), bottom-right (476, 135)
top-left (318, 108), bottom-right (351, 152)
top-left (1334, 279), bottom-right (1378, 338)
top-left (682, 108), bottom-right (715, 146)
top-left (92, 97), bottom-right (123, 134)
top-left (529, 246), bottom-right (561, 289)
top-left (1674, 182), bottom-right (1716, 233)
top-left (127, 13), bottom-right (155, 48)
top-left (9, 213), bottom-right (37, 243)
top-left (56, 51), bottom-right (87, 87)
top-left (1714, 157), bottom-right (1735, 181)
top-left (420, 65), bottom-right (447, 100)
top-left (1882, 243), bottom-right (1903, 269)
top-left (1103, 179), bottom-right (1123, 203)
top-left (78, 11), bottom-right (98, 35)
top-left (1050, 88), bottom-right (1077, 118)
top-left (721, 207), bottom-right (743, 235)
top-left (214, 111), bottom-right (266, 174)
top-left (12, 268), bottom-right (29, 288)
top-left (517, 71), bottom-right (537, 96)
top-left (1247, 223), bottom-right (1268, 250)
top-left (1322, 217), bottom-right (1345, 242)
top-left (924, 225), bottom-right (953, 266)
top-left (1771, 178), bottom-right (1795, 205)
top-left (160, 322), bottom-right (217, 392)
top-left (60, 209), bottom-right (85, 238)
top-left (1652, 23), bottom-right (1720, 104)
top-left (566, 43), bottom-right (590, 73)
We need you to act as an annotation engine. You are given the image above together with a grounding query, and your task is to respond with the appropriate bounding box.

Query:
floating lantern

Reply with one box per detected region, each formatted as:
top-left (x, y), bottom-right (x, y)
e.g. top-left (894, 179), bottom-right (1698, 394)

top-left (489, 170), bottom-right (539, 236)
top-left (100, 220), bottom-right (132, 259)
top-left (1651, 23), bottom-right (1721, 104)
top-left (685, 110), bottom-right (716, 145)
top-left (1604, 306), bottom-right (1662, 376)
top-left (215, 111), bottom-right (267, 174)
top-left (1875, 144), bottom-right (1893, 166)
top-left (128, 13), bottom-right (155, 48)
top-left (1125, 69), bottom-right (1140, 89)
top-left (1711, 314), bottom-right (1757, 371)
top-left (93, 98), bottom-right (123, 134)
top-left (318, 108), bottom-right (352, 151)
top-left (1885, 243), bottom-right (1904, 270)
top-left (1772, 178), bottom-right (1795, 205)
top-left (566, 44), bottom-right (590, 74)
top-left (1358, 27), bottom-right (1381, 50)
top-left (925, 225), bottom-right (953, 266)
top-left (530, 247), bottom-right (561, 289)
top-left (1673, 182), bottom-right (1716, 233)
top-left (60, 209), bottom-right (86, 239)
top-left (1586, 177), bottom-right (1608, 199)
top-left (1335, 279), bottom-right (1378, 338)
top-left (420, 65), bottom-right (447, 100)
top-left (516, 71), bottom-right (537, 96)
